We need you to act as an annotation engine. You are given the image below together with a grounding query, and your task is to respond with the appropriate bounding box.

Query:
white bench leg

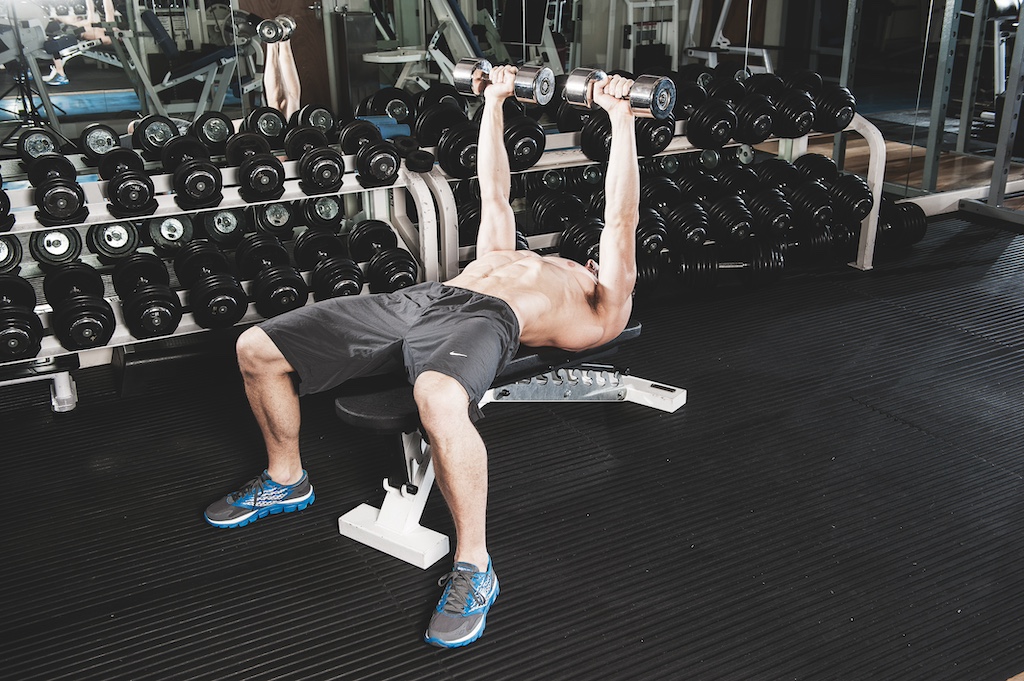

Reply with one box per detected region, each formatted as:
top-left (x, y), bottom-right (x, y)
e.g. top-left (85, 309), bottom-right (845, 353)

top-left (339, 431), bottom-right (450, 569)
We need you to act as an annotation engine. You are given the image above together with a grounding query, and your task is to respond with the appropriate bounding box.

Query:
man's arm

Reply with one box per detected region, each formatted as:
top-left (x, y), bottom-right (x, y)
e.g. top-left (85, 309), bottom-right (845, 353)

top-left (474, 66), bottom-right (517, 257)
top-left (593, 76), bottom-right (640, 316)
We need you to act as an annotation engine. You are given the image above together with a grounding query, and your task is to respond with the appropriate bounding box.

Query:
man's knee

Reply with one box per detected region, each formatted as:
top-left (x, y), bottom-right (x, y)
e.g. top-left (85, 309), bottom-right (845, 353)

top-left (414, 371), bottom-right (470, 424)
top-left (236, 327), bottom-right (291, 375)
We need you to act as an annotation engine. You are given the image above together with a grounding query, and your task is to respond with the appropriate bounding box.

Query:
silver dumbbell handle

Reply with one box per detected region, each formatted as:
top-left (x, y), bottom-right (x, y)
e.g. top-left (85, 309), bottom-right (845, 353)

top-left (452, 58), bottom-right (556, 107)
top-left (564, 68), bottom-right (676, 120)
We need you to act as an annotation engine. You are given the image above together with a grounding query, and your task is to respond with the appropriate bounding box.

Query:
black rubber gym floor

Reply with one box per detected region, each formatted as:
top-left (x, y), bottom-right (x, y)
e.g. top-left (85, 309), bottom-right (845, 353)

top-left (4, 213), bottom-right (1024, 680)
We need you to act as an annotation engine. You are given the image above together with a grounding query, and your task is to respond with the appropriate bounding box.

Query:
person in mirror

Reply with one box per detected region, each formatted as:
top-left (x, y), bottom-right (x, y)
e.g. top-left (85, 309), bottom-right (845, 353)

top-left (205, 65), bottom-right (640, 648)
top-left (42, 0), bottom-right (119, 86)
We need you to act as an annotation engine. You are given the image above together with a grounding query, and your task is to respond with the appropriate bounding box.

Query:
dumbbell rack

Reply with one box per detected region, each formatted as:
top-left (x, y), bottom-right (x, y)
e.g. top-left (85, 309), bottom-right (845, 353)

top-left (441, 113), bottom-right (888, 279)
top-left (0, 114), bottom-right (889, 409)
top-left (0, 151), bottom-right (454, 409)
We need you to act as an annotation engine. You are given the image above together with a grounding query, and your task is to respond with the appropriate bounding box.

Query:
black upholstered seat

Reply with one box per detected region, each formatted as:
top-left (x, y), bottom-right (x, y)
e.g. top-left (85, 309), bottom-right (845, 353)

top-left (334, 320), bottom-right (642, 432)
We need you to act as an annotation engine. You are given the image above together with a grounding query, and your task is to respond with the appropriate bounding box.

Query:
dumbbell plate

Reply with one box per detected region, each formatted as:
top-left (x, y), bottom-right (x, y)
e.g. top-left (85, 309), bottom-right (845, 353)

top-left (191, 111), bottom-right (235, 153)
top-left (200, 209), bottom-right (248, 246)
top-left (28, 153), bottom-right (76, 188)
top-left (284, 126), bottom-right (329, 161)
top-left (52, 294), bottom-right (116, 350)
top-left (43, 261), bottom-right (105, 305)
top-left (161, 135), bottom-right (211, 172)
top-left (132, 115), bottom-right (180, 157)
top-left (17, 127), bottom-right (61, 163)
top-left (0, 235), bottom-right (22, 275)
top-left (301, 195), bottom-right (344, 231)
top-left (348, 219), bottom-right (398, 262)
top-left (79, 123), bottom-right (120, 162)
top-left (224, 132), bottom-right (273, 166)
top-left (252, 265), bottom-right (308, 318)
top-left (293, 229), bottom-right (346, 270)
top-left (30, 228), bottom-right (83, 268)
top-left (86, 222), bottom-right (141, 263)
top-left (122, 285), bottom-right (182, 339)
top-left (0, 273), bottom-right (37, 309)
top-left (190, 272), bottom-right (248, 329)
top-left (98, 148), bottom-right (145, 181)
top-left (338, 119), bottom-right (382, 155)
top-left (147, 215), bottom-right (194, 255)
top-left (0, 305), bottom-right (43, 361)
top-left (173, 239), bottom-right (228, 287)
top-left (112, 252), bottom-right (171, 300)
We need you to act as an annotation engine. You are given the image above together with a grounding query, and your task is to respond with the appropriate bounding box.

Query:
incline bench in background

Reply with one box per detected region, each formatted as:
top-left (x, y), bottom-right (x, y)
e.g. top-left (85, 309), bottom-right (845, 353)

top-left (334, 320), bottom-right (686, 569)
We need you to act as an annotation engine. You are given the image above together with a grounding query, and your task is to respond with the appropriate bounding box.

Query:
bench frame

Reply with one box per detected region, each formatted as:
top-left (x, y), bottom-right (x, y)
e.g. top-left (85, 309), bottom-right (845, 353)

top-left (336, 329), bottom-right (686, 569)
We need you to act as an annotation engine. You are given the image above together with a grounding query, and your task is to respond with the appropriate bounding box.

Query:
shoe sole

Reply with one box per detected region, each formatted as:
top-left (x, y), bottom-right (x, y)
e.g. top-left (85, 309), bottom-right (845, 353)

top-left (205, 488), bottom-right (315, 528)
top-left (424, 579), bottom-right (500, 649)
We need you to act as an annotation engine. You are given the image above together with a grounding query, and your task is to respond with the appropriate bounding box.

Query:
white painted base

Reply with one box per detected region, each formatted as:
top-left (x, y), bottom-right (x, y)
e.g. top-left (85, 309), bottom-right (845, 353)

top-left (339, 503), bottom-right (451, 570)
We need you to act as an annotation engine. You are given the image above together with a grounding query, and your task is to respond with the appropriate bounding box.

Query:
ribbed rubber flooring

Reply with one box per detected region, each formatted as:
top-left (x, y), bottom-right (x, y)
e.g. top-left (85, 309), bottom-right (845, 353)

top-left (4, 215), bottom-right (1024, 680)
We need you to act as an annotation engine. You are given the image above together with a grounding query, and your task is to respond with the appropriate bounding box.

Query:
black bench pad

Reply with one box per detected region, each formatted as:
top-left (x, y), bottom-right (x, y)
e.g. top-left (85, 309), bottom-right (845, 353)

top-left (333, 320), bottom-right (641, 432)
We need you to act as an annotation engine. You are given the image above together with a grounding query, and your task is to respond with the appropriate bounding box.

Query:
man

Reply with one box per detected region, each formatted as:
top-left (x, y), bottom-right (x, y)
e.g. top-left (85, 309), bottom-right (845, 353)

top-left (205, 65), bottom-right (640, 648)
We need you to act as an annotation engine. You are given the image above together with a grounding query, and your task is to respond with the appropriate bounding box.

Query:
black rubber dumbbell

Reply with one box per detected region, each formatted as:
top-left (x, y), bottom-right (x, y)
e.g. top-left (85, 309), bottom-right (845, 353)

top-left (250, 201), bottom-right (300, 241)
top-left (172, 239), bottom-right (248, 329)
top-left (190, 111), bottom-right (235, 155)
top-left (234, 232), bottom-right (309, 318)
top-left (198, 208), bottom-right (250, 247)
top-left (283, 125), bottom-right (329, 161)
top-left (161, 136), bottom-right (223, 210)
top-left (338, 119), bottom-right (400, 188)
top-left (300, 195), bottom-right (345, 232)
top-left (295, 133), bottom-right (347, 195)
top-left (132, 114), bottom-right (181, 161)
top-left (685, 99), bottom-right (737, 149)
top-left (0, 274), bottom-right (44, 361)
top-left (242, 106), bottom-right (289, 149)
top-left (676, 241), bottom-right (785, 290)
top-left (292, 228), bottom-right (363, 301)
top-left (224, 132), bottom-right (287, 203)
top-left (663, 200), bottom-right (710, 250)
top-left (504, 114), bottom-right (546, 171)
top-left (29, 227), bottom-right (82, 270)
top-left (112, 252), bottom-right (182, 339)
top-left (0, 183), bottom-right (13, 233)
top-left (346, 219), bottom-right (419, 294)
top-left (145, 214), bottom-right (194, 257)
top-left (95, 146), bottom-right (156, 219)
top-left (43, 261), bottom-right (116, 350)
top-left (559, 217), bottom-right (603, 264)
top-left (86, 222), bottom-right (141, 264)
top-left (0, 234), bottom-right (22, 274)
top-left (290, 103), bottom-right (337, 140)
top-left (17, 126), bottom-right (61, 165)
top-left (530, 191), bottom-right (588, 234)
top-left (27, 153), bottom-right (89, 227)
top-left (365, 87), bottom-right (417, 126)
top-left (78, 123), bottom-right (121, 163)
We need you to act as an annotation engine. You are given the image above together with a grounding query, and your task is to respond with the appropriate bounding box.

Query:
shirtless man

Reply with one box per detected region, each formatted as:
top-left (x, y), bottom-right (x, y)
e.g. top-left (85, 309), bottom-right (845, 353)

top-left (204, 65), bottom-right (639, 648)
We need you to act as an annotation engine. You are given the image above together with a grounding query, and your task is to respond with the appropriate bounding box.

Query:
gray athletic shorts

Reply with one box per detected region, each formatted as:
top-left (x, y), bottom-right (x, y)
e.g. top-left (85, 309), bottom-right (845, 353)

top-left (259, 282), bottom-right (521, 406)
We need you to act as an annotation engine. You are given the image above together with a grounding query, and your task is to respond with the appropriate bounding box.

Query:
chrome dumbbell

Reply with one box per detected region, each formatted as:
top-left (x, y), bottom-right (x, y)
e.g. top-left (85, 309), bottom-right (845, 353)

top-left (257, 15), bottom-right (296, 43)
top-left (563, 67), bottom-right (676, 120)
top-left (452, 58), bottom-right (556, 107)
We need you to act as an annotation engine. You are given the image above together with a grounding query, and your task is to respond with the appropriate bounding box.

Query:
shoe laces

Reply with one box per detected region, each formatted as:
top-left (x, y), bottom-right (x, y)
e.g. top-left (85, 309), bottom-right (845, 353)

top-left (437, 569), bottom-right (486, 615)
top-left (230, 472), bottom-right (271, 509)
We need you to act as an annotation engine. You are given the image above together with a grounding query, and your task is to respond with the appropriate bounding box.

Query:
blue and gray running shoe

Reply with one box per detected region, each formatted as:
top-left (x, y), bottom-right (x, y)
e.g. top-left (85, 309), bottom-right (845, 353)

top-left (204, 470), bottom-right (314, 528)
top-left (424, 558), bottom-right (499, 648)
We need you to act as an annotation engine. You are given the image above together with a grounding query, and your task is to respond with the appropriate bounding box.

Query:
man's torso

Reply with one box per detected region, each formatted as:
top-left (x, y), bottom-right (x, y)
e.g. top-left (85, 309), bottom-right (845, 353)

top-left (445, 250), bottom-right (631, 351)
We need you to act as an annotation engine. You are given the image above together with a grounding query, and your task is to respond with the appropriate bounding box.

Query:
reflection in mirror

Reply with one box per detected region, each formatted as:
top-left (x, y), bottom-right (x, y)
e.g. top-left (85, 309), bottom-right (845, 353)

top-left (0, 0), bottom-right (249, 160)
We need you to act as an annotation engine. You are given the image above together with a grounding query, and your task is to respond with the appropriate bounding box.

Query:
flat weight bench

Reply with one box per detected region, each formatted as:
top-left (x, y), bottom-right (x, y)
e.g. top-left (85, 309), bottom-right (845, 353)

top-left (333, 320), bottom-right (686, 568)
